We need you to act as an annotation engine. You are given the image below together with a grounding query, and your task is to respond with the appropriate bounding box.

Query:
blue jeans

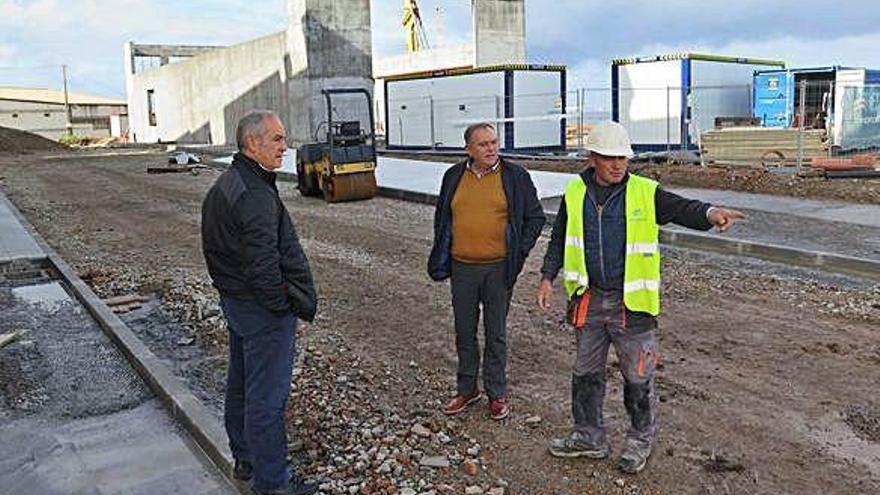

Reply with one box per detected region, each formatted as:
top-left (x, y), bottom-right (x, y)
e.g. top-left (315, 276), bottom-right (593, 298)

top-left (220, 296), bottom-right (297, 492)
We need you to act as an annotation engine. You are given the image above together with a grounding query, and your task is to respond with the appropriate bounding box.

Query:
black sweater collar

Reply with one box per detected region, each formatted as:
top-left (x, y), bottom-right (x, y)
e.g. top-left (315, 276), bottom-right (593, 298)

top-left (234, 152), bottom-right (277, 187)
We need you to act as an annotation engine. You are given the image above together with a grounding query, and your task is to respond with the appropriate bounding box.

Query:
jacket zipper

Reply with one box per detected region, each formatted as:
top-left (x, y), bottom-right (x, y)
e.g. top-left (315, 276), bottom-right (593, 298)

top-left (587, 183), bottom-right (625, 286)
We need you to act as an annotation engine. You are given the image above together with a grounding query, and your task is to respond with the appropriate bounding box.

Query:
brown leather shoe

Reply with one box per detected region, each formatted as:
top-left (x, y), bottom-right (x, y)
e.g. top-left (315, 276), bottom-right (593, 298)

top-left (441, 390), bottom-right (481, 415)
top-left (489, 397), bottom-right (509, 420)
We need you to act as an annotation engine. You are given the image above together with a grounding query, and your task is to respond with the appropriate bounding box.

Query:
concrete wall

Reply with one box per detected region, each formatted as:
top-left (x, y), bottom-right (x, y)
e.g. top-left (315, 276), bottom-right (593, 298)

top-left (0, 100), bottom-right (125, 140)
top-left (125, 33), bottom-right (289, 144)
top-left (122, 0), bottom-right (529, 145)
top-left (473, 0), bottom-right (526, 66)
top-left (125, 0), bottom-right (373, 146)
top-left (285, 0), bottom-right (373, 144)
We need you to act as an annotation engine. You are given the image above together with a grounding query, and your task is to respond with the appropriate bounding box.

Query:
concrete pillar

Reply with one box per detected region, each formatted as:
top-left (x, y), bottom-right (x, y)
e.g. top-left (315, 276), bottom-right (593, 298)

top-left (285, 0), bottom-right (373, 145)
top-left (122, 42), bottom-right (138, 142)
top-left (472, 0), bottom-right (526, 66)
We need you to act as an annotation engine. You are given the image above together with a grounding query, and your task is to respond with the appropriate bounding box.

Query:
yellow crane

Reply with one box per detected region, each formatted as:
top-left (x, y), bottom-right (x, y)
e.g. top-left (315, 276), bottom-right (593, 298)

top-left (402, 0), bottom-right (430, 53)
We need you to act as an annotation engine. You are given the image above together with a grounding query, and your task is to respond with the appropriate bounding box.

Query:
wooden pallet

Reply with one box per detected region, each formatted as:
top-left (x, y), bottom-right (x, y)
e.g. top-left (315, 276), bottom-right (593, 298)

top-left (701, 127), bottom-right (827, 167)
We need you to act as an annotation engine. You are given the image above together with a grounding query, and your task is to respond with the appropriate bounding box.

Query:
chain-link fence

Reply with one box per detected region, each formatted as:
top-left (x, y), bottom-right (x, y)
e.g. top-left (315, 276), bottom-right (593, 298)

top-left (382, 79), bottom-right (880, 171)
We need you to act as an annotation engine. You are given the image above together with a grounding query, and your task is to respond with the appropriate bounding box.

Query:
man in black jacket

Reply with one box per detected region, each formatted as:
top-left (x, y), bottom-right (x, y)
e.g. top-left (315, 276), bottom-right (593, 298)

top-left (428, 122), bottom-right (545, 420)
top-left (537, 121), bottom-right (743, 474)
top-left (202, 110), bottom-right (317, 495)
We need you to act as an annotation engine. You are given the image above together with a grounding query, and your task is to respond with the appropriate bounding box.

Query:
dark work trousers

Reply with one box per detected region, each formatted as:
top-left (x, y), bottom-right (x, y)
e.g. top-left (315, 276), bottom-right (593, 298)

top-left (450, 260), bottom-right (512, 400)
top-left (570, 287), bottom-right (659, 453)
top-left (220, 296), bottom-right (297, 492)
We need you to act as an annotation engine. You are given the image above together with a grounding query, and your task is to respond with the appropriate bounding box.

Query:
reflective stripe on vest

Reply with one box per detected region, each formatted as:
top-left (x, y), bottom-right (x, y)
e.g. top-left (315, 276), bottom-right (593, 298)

top-left (562, 174), bottom-right (661, 315)
top-left (562, 178), bottom-right (590, 297)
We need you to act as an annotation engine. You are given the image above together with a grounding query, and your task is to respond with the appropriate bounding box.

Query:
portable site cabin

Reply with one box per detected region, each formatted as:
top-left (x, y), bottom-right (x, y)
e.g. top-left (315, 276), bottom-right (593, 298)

top-left (611, 53), bottom-right (785, 151)
top-left (384, 64), bottom-right (567, 153)
top-left (753, 66), bottom-right (880, 148)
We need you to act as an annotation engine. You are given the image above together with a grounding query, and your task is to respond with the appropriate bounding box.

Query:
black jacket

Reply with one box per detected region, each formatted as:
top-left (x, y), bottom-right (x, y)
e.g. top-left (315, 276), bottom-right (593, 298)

top-left (428, 159), bottom-right (546, 289)
top-left (201, 153), bottom-right (316, 321)
top-left (541, 169), bottom-right (713, 287)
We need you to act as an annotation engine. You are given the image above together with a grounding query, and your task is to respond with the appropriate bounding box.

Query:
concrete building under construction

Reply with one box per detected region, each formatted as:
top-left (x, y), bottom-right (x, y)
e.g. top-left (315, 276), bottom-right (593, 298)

top-left (124, 0), bottom-right (527, 146)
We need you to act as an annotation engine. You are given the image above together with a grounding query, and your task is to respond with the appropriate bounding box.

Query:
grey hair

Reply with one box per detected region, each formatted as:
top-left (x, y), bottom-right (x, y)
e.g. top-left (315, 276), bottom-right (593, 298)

top-left (463, 122), bottom-right (496, 145)
top-left (236, 110), bottom-right (278, 151)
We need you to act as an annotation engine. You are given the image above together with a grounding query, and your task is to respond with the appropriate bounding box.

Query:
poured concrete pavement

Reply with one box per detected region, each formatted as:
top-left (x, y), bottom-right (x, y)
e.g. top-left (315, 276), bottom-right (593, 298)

top-left (0, 192), bottom-right (237, 494)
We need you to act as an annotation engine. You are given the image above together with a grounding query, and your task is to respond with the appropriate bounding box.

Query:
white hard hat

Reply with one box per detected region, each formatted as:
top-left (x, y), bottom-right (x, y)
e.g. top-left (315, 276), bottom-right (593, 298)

top-left (585, 121), bottom-right (634, 158)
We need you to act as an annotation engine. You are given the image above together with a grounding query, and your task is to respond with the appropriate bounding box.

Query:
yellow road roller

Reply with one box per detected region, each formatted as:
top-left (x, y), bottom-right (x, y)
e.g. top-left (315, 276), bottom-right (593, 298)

top-left (297, 88), bottom-right (377, 203)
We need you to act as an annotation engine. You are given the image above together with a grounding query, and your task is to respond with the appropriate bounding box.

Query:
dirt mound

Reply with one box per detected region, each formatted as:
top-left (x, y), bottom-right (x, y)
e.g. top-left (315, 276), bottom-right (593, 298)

top-left (0, 126), bottom-right (66, 153)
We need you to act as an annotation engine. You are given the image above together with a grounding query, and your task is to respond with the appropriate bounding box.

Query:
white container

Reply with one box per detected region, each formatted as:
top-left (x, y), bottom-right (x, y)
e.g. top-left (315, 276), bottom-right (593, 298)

top-left (612, 53), bottom-right (784, 151)
top-left (384, 65), bottom-right (566, 152)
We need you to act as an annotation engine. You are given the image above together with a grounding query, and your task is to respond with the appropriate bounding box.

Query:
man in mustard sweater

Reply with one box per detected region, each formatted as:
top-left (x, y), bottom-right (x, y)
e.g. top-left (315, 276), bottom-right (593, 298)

top-left (428, 123), bottom-right (545, 420)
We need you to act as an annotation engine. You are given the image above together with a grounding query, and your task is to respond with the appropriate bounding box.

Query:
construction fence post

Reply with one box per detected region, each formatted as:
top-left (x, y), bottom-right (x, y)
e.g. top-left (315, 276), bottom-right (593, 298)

top-left (827, 81), bottom-right (834, 157)
top-left (577, 88), bottom-right (584, 151)
top-left (797, 80), bottom-right (806, 174)
top-left (429, 95), bottom-right (435, 149)
top-left (666, 85), bottom-right (671, 153)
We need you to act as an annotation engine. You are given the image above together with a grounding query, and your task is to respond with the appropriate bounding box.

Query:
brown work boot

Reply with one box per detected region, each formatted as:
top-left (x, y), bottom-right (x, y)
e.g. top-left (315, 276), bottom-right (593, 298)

top-left (488, 397), bottom-right (509, 420)
top-left (442, 390), bottom-right (481, 415)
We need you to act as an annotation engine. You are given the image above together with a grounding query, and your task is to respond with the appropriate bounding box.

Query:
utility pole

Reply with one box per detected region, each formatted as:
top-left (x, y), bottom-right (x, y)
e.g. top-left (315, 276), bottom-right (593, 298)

top-left (62, 64), bottom-right (73, 136)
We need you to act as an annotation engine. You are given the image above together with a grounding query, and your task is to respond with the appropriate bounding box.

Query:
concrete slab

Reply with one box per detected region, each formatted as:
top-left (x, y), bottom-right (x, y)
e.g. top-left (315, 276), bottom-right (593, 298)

top-left (538, 184), bottom-right (880, 229)
top-left (0, 195), bottom-right (44, 264)
top-left (0, 400), bottom-right (235, 495)
top-left (376, 157), bottom-right (572, 199)
top-left (207, 153), bottom-right (880, 278)
top-left (0, 279), bottom-right (235, 495)
top-left (667, 187), bottom-right (880, 229)
top-left (212, 154), bottom-right (573, 199)
top-left (212, 148), bottom-right (298, 175)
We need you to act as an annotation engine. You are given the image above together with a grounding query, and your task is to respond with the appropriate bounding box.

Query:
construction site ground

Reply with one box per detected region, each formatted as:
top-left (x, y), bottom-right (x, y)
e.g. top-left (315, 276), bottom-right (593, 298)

top-left (0, 148), bottom-right (879, 495)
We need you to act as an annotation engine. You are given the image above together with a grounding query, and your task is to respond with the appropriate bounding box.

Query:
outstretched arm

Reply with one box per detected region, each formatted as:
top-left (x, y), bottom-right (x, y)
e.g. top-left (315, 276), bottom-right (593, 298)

top-left (707, 206), bottom-right (746, 232)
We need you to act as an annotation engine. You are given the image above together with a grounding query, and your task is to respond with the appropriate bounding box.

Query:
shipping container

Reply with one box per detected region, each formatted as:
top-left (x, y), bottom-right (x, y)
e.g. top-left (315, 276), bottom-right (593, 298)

top-left (384, 64), bottom-right (567, 152)
top-left (612, 54), bottom-right (784, 151)
top-left (753, 66), bottom-right (880, 147)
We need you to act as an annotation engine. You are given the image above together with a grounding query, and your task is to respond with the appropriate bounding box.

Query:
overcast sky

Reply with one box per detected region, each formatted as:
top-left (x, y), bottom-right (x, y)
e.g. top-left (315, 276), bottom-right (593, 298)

top-left (2, 0), bottom-right (880, 98)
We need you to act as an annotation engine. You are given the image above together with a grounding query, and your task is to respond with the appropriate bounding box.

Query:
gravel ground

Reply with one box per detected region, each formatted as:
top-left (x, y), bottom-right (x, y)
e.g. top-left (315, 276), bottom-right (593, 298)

top-left (0, 279), bottom-right (151, 419)
top-left (0, 149), bottom-right (879, 495)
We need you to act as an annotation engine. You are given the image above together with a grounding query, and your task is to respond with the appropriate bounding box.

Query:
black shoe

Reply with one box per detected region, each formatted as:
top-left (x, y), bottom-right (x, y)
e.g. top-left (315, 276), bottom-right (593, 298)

top-left (252, 475), bottom-right (318, 495)
top-left (233, 460), bottom-right (253, 481)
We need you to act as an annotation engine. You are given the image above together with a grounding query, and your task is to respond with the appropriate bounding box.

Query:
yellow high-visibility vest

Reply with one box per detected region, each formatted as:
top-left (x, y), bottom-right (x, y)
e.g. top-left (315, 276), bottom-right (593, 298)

top-left (562, 174), bottom-right (661, 315)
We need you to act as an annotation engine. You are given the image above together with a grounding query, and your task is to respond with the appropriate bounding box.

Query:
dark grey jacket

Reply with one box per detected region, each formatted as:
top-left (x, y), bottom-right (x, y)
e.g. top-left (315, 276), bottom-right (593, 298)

top-left (201, 153), bottom-right (316, 321)
top-left (428, 159), bottom-right (546, 289)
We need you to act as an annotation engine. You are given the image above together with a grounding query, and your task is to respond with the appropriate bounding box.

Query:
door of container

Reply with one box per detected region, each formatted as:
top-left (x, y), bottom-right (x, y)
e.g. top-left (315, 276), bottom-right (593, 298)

top-left (753, 72), bottom-right (793, 127)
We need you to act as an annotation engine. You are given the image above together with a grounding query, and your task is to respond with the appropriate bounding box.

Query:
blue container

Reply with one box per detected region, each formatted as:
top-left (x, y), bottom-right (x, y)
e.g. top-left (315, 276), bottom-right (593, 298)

top-left (753, 70), bottom-right (793, 127)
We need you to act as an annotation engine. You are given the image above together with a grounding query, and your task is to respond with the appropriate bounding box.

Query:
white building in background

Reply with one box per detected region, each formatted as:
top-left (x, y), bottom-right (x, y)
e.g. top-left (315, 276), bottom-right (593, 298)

top-left (0, 87), bottom-right (128, 140)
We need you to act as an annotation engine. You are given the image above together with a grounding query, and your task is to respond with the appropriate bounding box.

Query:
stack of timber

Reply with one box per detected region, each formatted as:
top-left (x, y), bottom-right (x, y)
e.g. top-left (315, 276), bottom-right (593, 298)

top-left (700, 127), bottom-right (826, 167)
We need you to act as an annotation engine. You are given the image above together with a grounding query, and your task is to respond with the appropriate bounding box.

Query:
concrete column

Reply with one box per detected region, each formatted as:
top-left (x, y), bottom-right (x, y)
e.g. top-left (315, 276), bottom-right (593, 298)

top-left (286, 0), bottom-right (373, 145)
top-left (472, 0), bottom-right (526, 66)
top-left (122, 42), bottom-right (138, 142)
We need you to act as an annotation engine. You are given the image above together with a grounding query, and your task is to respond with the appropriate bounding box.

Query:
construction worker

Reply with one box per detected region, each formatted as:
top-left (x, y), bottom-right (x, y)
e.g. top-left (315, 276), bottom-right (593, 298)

top-left (428, 122), bottom-right (545, 420)
top-left (537, 121), bottom-right (744, 474)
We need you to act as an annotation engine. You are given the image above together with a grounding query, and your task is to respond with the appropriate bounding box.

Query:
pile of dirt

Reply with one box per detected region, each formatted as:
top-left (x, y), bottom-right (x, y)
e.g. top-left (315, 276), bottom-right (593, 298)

top-left (0, 126), bottom-right (66, 154)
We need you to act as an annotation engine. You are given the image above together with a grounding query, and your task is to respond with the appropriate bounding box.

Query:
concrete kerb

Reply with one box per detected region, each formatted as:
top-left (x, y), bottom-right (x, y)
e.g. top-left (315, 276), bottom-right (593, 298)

top-left (0, 193), bottom-right (243, 493)
top-left (374, 186), bottom-right (880, 282)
